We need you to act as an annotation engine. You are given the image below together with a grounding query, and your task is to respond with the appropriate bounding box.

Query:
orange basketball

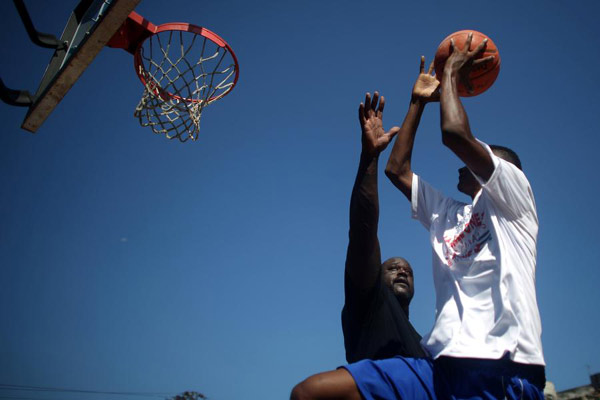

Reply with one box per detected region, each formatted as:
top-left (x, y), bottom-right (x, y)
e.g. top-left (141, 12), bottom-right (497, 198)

top-left (434, 30), bottom-right (500, 97)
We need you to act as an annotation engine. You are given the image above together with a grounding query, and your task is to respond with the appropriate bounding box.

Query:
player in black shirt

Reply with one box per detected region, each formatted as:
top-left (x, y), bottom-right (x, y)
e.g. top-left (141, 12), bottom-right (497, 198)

top-left (342, 92), bottom-right (425, 362)
top-left (291, 91), bottom-right (425, 399)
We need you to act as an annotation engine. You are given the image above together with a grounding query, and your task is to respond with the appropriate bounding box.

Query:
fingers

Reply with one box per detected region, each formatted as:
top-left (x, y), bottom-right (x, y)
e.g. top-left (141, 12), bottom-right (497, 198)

top-left (472, 37), bottom-right (488, 57)
top-left (449, 38), bottom-right (455, 53)
top-left (421, 56), bottom-right (434, 75)
top-left (358, 102), bottom-right (365, 125)
top-left (387, 126), bottom-right (401, 139)
top-left (465, 32), bottom-right (473, 51)
top-left (377, 95), bottom-right (385, 117)
top-left (428, 60), bottom-right (435, 75)
top-left (473, 55), bottom-right (495, 65)
top-left (460, 74), bottom-right (474, 94)
top-left (371, 91), bottom-right (380, 111)
top-left (361, 91), bottom-right (385, 119)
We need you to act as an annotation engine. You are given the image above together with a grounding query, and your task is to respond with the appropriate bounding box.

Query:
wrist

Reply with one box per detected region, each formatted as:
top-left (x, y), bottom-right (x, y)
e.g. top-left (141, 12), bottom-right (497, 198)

top-left (410, 95), bottom-right (428, 107)
top-left (443, 68), bottom-right (459, 81)
top-left (360, 149), bottom-right (379, 162)
top-left (441, 70), bottom-right (459, 88)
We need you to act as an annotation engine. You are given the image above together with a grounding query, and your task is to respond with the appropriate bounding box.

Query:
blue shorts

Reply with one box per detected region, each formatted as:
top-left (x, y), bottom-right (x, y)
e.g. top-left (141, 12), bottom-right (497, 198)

top-left (341, 356), bottom-right (545, 400)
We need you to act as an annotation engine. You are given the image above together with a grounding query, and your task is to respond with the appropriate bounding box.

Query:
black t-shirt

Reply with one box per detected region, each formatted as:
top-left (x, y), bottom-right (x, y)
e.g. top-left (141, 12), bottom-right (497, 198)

top-left (342, 271), bottom-right (426, 363)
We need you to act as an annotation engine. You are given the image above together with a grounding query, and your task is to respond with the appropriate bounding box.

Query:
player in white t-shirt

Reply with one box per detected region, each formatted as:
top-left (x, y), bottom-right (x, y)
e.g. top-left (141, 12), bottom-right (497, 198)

top-left (381, 33), bottom-right (545, 399)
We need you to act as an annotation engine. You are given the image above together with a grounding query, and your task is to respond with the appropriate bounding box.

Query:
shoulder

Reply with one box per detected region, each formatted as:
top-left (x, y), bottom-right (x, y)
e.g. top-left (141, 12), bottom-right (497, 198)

top-left (480, 160), bottom-right (535, 219)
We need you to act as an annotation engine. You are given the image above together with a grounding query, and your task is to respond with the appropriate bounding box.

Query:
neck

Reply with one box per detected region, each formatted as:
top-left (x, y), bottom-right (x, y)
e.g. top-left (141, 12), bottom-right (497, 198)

top-left (400, 301), bottom-right (409, 318)
top-left (470, 187), bottom-right (482, 200)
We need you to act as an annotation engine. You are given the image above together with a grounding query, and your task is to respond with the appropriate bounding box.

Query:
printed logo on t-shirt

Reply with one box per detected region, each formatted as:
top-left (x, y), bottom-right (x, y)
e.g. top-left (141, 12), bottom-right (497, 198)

top-left (442, 211), bottom-right (491, 267)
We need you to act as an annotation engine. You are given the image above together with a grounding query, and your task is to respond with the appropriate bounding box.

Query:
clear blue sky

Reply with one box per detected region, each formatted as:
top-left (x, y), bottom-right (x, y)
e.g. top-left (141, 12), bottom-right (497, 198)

top-left (1, 0), bottom-right (599, 399)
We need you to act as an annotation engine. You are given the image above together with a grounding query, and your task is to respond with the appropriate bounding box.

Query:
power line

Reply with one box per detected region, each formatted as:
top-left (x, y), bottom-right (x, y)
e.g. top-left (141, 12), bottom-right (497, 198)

top-left (0, 385), bottom-right (172, 398)
top-left (0, 396), bottom-right (73, 400)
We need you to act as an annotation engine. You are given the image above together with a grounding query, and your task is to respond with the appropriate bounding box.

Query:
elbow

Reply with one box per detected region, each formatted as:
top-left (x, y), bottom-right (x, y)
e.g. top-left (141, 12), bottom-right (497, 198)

top-left (385, 163), bottom-right (412, 194)
top-left (385, 165), bottom-right (412, 199)
top-left (441, 123), bottom-right (468, 149)
top-left (384, 162), bottom-right (402, 184)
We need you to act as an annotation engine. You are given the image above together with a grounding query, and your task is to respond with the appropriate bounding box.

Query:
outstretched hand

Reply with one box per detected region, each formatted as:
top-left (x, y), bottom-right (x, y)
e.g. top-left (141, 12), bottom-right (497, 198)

top-left (412, 56), bottom-right (440, 103)
top-left (444, 32), bottom-right (495, 94)
top-left (359, 92), bottom-right (400, 157)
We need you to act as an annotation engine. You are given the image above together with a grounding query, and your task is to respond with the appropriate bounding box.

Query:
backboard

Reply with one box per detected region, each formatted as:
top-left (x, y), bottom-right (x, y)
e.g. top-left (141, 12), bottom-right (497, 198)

top-left (20, 0), bottom-right (140, 132)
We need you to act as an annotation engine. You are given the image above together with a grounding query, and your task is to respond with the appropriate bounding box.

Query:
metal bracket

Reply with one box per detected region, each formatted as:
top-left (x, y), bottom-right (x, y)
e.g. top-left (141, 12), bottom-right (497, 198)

top-left (0, 78), bottom-right (33, 106)
top-left (13, 0), bottom-right (67, 50)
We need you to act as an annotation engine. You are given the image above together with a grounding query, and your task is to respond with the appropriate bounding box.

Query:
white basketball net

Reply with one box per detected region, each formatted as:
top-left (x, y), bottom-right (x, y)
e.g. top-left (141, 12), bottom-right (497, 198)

top-left (134, 29), bottom-right (237, 142)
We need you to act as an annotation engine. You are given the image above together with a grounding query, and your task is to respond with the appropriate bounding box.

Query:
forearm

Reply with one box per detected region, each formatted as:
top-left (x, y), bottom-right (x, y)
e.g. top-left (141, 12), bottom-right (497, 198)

top-left (349, 153), bottom-right (379, 246)
top-left (346, 151), bottom-right (382, 288)
top-left (440, 71), bottom-right (474, 146)
top-left (440, 70), bottom-right (494, 179)
top-left (384, 99), bottom-right (425, 199)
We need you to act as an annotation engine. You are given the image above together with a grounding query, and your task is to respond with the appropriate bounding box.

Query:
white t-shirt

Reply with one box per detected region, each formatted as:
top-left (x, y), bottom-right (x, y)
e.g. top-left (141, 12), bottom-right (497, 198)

top-left (411, 141), bottom-right (545, 365)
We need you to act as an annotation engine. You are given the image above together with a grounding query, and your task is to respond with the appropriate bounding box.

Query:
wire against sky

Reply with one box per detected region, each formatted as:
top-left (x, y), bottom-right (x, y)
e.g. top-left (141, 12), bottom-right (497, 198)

top-left (0, 384), bottom-right (173, 398)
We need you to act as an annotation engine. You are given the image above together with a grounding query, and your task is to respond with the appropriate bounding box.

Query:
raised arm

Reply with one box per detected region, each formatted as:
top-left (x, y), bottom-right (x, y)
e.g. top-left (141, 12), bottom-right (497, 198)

top-left (385, 56), bottom-right (440, 200)
top-left (346, 92), bottom-right (400, 291)
top-left (440, 32), bottom-right (496, 181)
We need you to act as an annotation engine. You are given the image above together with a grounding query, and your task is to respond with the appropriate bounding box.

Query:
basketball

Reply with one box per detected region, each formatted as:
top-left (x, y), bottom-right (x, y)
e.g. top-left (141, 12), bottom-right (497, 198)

top-left (434, 30), bottom-right (500, 97)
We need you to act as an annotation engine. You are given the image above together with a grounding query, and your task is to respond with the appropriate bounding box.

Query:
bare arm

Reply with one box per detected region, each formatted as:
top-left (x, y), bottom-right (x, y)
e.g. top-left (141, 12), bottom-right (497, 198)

top-left (346, 92), bottom-right (399, 291)
top-left (385, 57), bottom-right (439, 200)
top-left (440, 33), bottom-right (496, 181)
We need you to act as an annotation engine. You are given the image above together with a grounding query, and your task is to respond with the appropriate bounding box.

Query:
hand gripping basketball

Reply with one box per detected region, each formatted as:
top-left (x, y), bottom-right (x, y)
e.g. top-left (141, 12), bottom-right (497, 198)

top-left (434, 30), bottom-right (500, 97)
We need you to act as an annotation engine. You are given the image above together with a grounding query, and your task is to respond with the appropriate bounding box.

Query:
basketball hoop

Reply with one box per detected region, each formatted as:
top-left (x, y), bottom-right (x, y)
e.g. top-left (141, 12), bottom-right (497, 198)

top-left (108, 12), bottom-right (239, 142)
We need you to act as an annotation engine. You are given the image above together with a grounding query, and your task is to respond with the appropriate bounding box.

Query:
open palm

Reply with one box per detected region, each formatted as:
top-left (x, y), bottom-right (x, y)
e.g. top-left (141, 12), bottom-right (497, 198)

top-left (359, 92), bottom-right (400, 157)
top-left (412, 56), bottom-right (440, 102)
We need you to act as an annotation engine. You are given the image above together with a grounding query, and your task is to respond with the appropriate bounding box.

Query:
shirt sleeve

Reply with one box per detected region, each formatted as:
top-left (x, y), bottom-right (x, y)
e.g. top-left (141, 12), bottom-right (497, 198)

top-left (472, 140), bottom-right (537, 219)
top-left (411, 173), bottom-right (453, 231)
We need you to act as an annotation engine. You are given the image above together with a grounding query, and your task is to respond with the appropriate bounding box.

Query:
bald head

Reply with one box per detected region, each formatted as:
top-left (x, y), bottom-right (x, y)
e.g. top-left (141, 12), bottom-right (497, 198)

top-left (381, 257), bottom-right (414, 308)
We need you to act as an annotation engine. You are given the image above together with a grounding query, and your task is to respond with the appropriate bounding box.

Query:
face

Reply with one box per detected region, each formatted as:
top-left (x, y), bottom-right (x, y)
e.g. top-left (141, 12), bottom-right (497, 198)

top-left (457, 166), bottom-right (481, 198)
top-left (382, 257), bottom-right (414, 303)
